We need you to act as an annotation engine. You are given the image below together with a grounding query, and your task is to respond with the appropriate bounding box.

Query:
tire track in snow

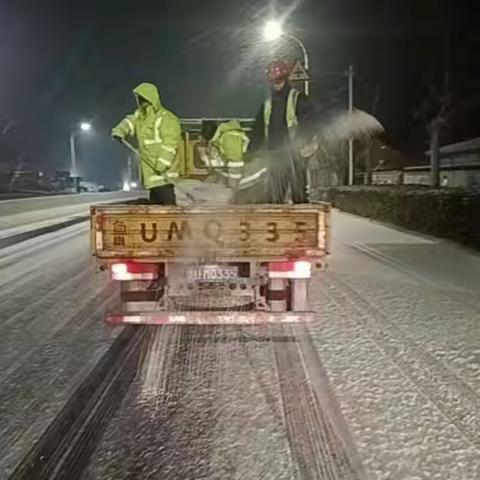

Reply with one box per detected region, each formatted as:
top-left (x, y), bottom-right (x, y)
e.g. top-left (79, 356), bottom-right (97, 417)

top-left (273, 325), bottom-right (367, 480)
top-left (322, 273), bottom-right (480, 449)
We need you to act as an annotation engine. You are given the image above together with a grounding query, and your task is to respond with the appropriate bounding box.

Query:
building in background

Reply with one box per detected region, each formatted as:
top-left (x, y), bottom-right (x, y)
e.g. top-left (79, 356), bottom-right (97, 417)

top-left (2, 166), bottom-right (51, 193)
top-left (405, 138), bottom-right (480, 188)
top-left (370, 138), bottom-right (480, 189)
top-left (370, 144), bottom-right (417, 186)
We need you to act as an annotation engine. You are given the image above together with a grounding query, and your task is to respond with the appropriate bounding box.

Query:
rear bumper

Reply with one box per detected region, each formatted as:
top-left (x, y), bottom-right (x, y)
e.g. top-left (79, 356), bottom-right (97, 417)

top-left (106, 311), bottom-right (314, 325)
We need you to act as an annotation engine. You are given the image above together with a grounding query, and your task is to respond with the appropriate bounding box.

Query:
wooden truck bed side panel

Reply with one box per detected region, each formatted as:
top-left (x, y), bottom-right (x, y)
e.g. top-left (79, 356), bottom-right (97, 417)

top-left (91, 204), bottom-right (331, 260)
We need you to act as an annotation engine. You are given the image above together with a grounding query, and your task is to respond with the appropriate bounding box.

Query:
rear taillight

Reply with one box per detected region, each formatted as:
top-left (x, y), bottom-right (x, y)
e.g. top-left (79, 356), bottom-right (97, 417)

top-left (268, 261), bottom-right (312, 279)
top-left (111, 263), bottom-right (158, 281)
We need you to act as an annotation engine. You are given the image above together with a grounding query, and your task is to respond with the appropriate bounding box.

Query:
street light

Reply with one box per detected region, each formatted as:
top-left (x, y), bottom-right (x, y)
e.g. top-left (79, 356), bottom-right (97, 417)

top-left (80, 121), bottom-right (92, 132)
top-left (264, 20), bottom-right (283, 42)
top-left (70, 121), bottom-right (92, 178)
top-left (263, 20), bottom-right (310, 95)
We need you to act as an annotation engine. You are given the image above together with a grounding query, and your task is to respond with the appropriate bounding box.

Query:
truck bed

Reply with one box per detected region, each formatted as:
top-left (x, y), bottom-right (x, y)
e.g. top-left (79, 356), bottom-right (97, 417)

top-left (91, 203), bottom-right (331, 261)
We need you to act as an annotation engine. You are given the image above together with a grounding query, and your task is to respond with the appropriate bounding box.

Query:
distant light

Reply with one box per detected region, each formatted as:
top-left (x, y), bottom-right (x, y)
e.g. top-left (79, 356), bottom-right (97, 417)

top-left (80, 122), bottom-right (92, 132)
top-left (130, 181), bottom-right (138, 188)
top-left (122, 181), bottom-right (131, 191)
top-left (264, 20), bottom-right (283, 42)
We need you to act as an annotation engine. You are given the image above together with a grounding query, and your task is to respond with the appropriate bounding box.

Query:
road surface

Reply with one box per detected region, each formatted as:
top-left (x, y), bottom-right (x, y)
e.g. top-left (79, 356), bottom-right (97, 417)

top-left (0, 211), bottom-right (479, 479)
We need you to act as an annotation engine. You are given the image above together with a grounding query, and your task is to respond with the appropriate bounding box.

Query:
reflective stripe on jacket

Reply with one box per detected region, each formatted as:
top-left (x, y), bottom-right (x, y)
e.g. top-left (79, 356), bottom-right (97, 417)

top-left (210, 120), bottom-right (249, 184)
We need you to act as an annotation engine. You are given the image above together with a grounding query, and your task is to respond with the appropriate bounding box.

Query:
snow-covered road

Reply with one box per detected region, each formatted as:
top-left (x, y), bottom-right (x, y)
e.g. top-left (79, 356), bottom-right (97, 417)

top-left (0, 223), bottom-right (123, 477)
top-left (0, 211), bottom-right (479, 479)
top-left (312, 211), bottom-right (480, 479)
top-left (0, 191), bottom-right (142, 236)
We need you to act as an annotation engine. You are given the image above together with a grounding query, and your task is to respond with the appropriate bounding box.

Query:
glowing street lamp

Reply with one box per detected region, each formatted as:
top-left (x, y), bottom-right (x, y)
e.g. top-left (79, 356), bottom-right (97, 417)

top-left (264, 20), bottom-right (283, 42)
top-left (80, 121), bottom-right (92, 132)
top-left (70, 121), bottom-right (92, 178)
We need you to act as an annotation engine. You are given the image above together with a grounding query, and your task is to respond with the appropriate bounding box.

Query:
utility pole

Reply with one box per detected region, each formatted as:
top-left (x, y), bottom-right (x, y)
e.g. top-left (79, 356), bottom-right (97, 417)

top-left (69, 132), bottom-right (77, 178)
top-left (348, 65), bottom-right (354, 186)
top-left (69, 122), bottom-right (92, 179)
top-left (127, 156), bottom-right (133, 185)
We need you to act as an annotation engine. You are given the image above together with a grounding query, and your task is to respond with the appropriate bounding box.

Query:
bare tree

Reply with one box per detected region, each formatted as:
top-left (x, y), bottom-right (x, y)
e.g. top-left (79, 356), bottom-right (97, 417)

top-left (414, 29), bottom-right (453, 188)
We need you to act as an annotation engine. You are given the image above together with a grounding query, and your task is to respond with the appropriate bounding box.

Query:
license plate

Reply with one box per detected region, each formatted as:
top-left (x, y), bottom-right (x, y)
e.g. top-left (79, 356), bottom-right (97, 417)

top-left (186, 265), bottom-right (238, 281)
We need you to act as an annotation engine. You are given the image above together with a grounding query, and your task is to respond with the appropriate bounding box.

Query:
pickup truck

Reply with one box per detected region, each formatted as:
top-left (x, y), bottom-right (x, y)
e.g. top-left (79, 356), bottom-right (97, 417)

top-left (90, 202), bottom-right (331, 325)
top-left (90, 118), bottom-right (331, 325)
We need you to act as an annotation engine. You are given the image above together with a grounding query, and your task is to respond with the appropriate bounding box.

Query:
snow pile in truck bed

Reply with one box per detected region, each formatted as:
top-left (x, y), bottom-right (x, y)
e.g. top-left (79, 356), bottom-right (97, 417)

top-left (175, 179), bottom-right (233, 207)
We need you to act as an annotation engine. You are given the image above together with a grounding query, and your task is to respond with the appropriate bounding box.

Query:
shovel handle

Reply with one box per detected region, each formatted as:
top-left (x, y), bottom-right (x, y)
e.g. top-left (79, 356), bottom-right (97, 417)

top-left (119, 139), bottom-right (196, 204)
top-left (121, 139), bottom-right (140, 156)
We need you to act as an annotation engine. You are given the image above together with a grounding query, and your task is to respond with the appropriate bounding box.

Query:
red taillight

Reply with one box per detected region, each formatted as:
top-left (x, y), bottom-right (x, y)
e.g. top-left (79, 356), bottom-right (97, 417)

top-left (110, 263), bottom-right (158, 281)
top-left (268, 261), bottom-right (311, 279)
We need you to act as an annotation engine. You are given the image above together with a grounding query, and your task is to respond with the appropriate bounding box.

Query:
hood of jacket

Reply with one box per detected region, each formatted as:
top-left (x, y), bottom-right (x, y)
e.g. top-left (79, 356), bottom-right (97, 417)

top-left (133, 83), bottom-right (162, 112)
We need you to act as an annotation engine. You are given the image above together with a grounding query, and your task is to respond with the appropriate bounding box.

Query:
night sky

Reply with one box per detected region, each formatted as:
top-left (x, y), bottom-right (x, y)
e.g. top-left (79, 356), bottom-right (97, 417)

top-left (0, 0), bottom-right (476, 186)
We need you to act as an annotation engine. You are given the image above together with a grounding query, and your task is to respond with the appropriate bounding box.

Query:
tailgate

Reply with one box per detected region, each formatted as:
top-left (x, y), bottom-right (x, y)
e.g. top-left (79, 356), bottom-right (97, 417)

top-left (91, 204), bottom-right (330, 260)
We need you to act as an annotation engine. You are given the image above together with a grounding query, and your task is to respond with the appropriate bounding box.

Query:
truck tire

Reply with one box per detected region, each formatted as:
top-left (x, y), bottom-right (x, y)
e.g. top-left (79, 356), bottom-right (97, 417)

top-left (267, 278), bottom-right (287, 312)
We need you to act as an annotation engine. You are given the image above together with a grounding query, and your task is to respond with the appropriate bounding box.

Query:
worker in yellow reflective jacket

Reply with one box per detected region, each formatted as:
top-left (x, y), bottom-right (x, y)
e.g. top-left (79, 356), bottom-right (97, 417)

top-left (199, 120), bottom-right (249, 188)
top-left (112, 83), bottom-right (182, 204)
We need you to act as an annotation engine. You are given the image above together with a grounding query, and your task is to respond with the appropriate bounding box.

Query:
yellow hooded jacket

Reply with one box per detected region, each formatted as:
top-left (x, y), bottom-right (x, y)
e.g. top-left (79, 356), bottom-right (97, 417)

top-left (112, 83), bottom-right (182, 189)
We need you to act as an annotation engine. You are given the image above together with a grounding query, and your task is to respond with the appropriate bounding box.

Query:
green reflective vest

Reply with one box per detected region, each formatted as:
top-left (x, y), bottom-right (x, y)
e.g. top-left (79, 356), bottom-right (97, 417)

top-left (263, 88), bottom-right (300, 141)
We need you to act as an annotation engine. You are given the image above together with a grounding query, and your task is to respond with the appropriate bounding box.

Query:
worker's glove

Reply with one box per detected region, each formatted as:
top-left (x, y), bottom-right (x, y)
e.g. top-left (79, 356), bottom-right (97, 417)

top-left (112, 133), bottom-right (124, 143)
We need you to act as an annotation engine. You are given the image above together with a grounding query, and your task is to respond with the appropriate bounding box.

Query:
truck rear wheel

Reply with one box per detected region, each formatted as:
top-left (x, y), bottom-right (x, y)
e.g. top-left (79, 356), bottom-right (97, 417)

top-left (267, 278), bottom-right (287, 312)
